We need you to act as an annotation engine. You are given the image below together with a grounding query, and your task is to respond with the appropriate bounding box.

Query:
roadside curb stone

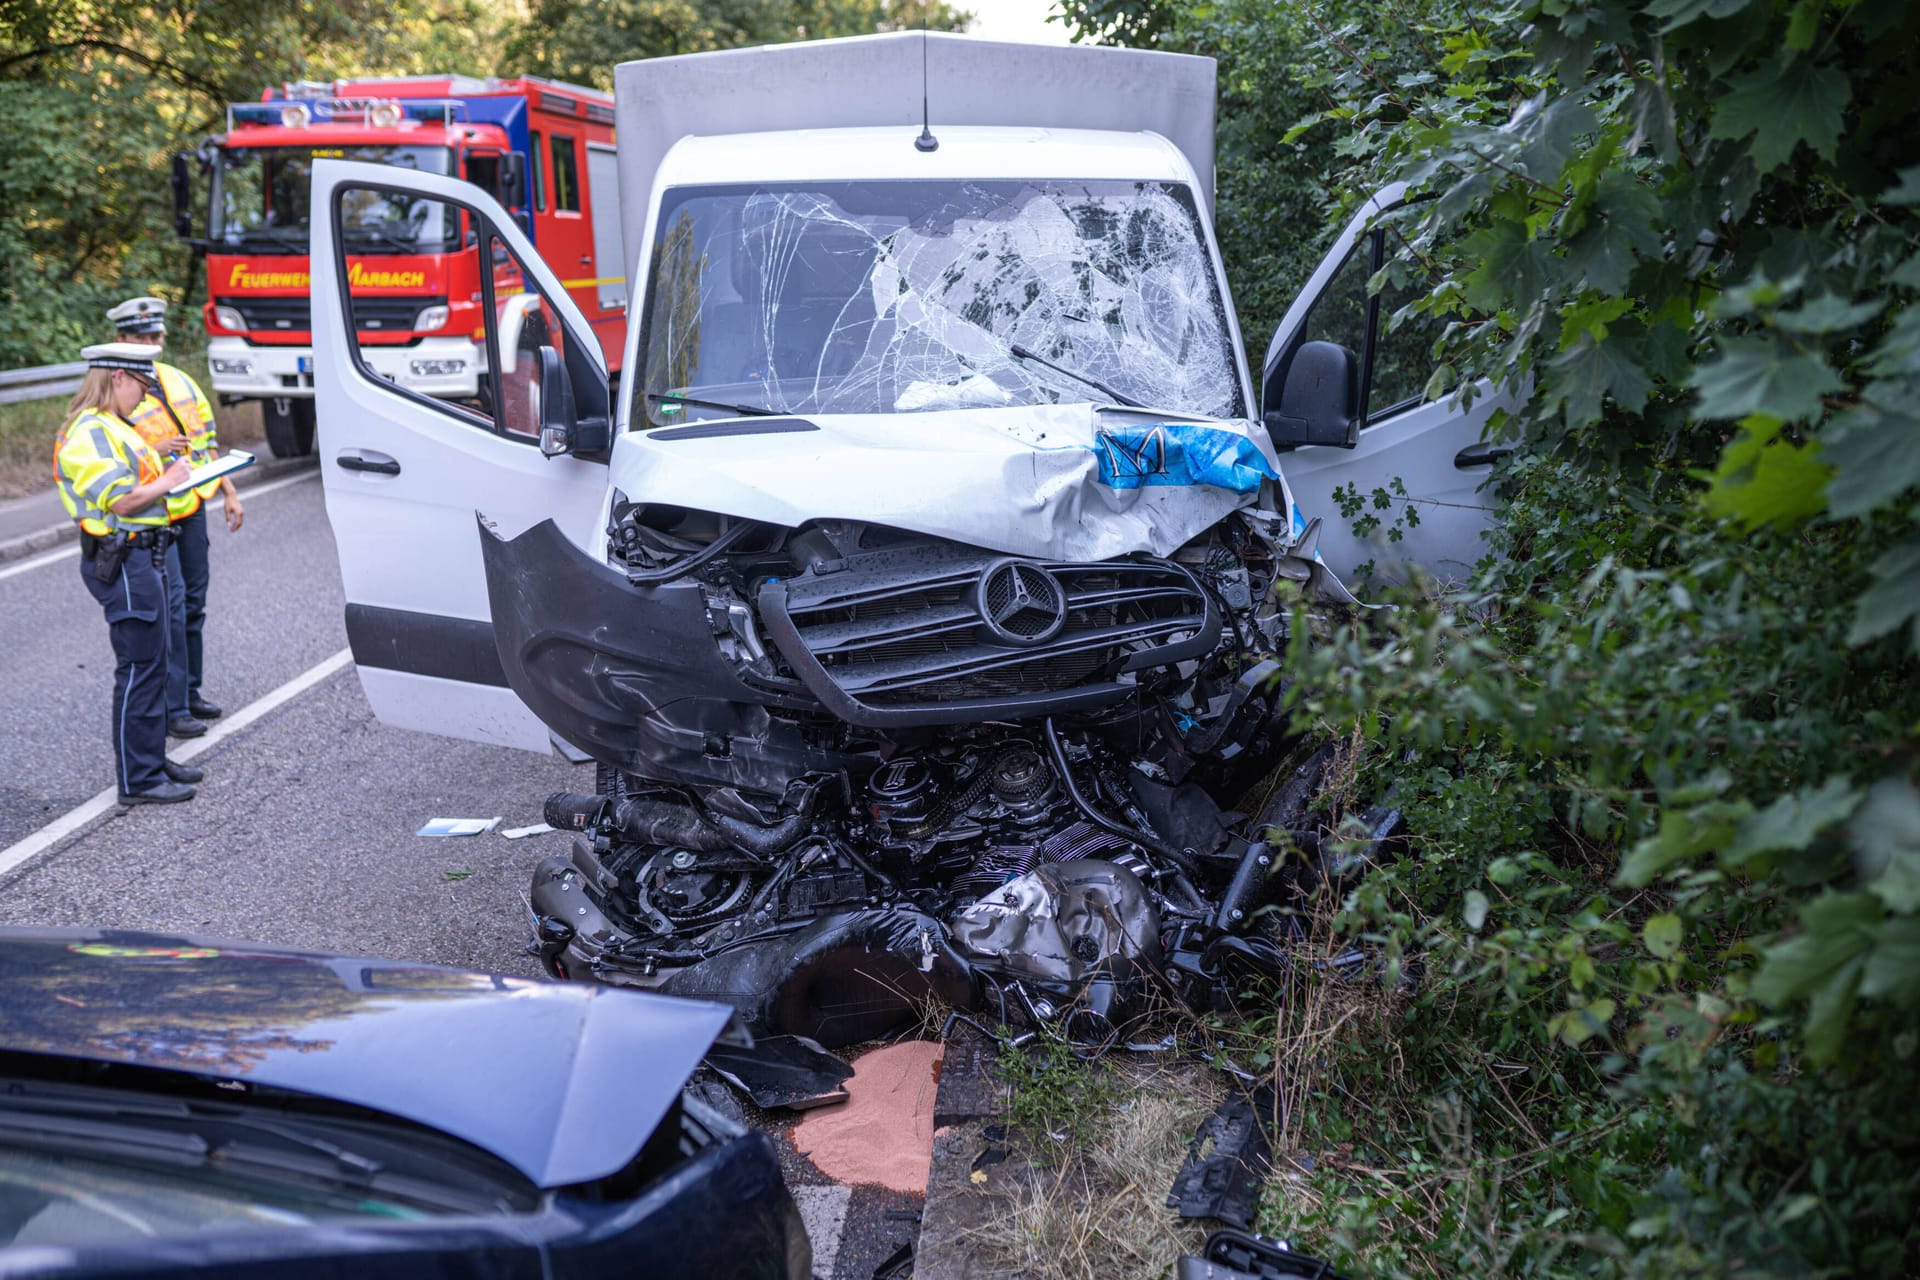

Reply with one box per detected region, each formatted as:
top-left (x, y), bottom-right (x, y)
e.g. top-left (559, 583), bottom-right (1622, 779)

top-left (915, 1023), bottom-right (1016, 1280)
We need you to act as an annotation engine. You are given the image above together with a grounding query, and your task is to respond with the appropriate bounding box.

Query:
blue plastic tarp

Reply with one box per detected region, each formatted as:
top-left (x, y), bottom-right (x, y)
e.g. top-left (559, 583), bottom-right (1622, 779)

top-left (1093, 424), bottom-right (1278, 494)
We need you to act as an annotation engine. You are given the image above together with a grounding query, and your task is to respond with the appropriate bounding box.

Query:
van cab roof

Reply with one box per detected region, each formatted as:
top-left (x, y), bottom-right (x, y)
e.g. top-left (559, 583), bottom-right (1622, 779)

top-left (652, 125), bottom-right (1200, 192)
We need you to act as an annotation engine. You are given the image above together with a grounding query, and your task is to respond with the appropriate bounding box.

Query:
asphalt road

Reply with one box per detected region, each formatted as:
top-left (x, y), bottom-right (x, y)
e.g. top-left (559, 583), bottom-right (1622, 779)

top-left (0, 466), bottom-right (909, 1279)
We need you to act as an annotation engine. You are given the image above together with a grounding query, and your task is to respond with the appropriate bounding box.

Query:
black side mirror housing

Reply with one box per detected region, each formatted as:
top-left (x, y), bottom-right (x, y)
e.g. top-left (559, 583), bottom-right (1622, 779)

top-left (502, 153), bottom-right (528, 210)
top-left (536, 346), bottom-right (610, 457)
top-left (171, 152), bottom-right (194, 239)
top-left (1262, 340), bottom-right (1361, 449)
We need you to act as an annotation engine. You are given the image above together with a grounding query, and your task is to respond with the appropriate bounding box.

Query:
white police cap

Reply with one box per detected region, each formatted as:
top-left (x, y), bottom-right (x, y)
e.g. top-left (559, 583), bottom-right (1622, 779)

top-left (106, 296), bottom-right (169, 335)
top-left (81, 342), bottom-right (158, 375)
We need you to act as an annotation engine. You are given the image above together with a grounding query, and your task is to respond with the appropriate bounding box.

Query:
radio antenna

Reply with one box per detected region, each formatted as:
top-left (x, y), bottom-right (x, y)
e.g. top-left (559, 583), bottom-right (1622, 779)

top-left (915, 22), bottom-right (939, 152)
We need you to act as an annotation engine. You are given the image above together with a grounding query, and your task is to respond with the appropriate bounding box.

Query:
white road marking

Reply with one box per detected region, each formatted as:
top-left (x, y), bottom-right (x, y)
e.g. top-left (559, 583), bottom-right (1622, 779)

top-left (0, 646), bottom-right (353, 881)
top-left (0, 468), bottom-right (318, 583)
top-left (0, 544), bottom-right (76, 583)
top-left (792, 1184), bottom-right (852, 1280)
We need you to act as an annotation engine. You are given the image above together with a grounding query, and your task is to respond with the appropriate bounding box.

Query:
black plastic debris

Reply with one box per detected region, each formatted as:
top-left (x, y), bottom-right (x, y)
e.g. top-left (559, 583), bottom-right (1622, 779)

top-left (1167, 1081), bottom-right (1281, 1229)
top-left (704, 1034), bottom-right (854, 1110)
top-left (1175, 1228), bottom-right (1349, 1280)
top-left (871, 1240), bottom-right (914, 1280)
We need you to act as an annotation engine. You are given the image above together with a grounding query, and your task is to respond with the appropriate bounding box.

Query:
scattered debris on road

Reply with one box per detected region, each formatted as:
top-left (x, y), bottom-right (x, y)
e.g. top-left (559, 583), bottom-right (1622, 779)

top-left (416, 816), bottom-right (501, 837)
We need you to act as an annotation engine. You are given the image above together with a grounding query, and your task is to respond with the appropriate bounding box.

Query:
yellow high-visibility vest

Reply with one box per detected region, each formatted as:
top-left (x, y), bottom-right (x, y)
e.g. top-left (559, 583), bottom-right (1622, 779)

top-left (54, 409), bottom-right (171, 537)
top-left (129, 361), bottom-right (220, 516)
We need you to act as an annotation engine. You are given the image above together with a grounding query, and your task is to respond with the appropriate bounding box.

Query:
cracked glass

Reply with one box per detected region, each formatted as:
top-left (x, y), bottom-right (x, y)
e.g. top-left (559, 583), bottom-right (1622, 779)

top-left (636, 180), bottom-right (1244, 427)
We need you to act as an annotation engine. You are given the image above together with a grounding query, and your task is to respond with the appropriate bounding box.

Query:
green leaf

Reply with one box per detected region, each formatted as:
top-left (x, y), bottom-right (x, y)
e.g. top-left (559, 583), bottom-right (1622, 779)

top-left (1700, 415), bottom-right (1832, 529)
top-left (1772, 295), bottom-right (1885, 335)
top-left (1882, 165), bottom-right (1920, 205)
top-left (1847, 535), bottom-right (1920, 654)
top-left (1645, 0), bottom-right (1749, 29)
top-left (1551, 997), bottom-right (1617, 1046)
top-left (1511, 95), bottom-right (1597, 183)
top-left (1866, 309), bottom-right (1920, 379)
top-left (1820, 390), bottom-right (1920, 519)
top-left (1564, 172), bottom-right (1664, 294)
top-left (1723, 777), bottom-right (1862, 867)
top-left (1850, 779), bottom-right (1920, 913)
top-left (1783, 0), bottom-right (1822, 50)
top-left (1643, 913), bottom-right (1684, 958)
top-left (1558, 296), bottom-right (1633, 350)
top-left (1461, 222), bottom-right (1553, 316)
top-left (1751, 891), bottom-right (1881, 1060)
top-left (1626, 73), bottom-right (1678, 160)
top-left (1689, 337), bottom-right (1843, 422)
top-left (442, 868), bottom-right (475, 881)
top-left (1804, 954), bottom-right (1868, 1063)
top-left (1463, 889), bottom-right (1490, 931)
top-left (1708, 55), bottom-right (1850, 173)
top-left (1550, 332), bottom-right (1652, 427)
top-left (1862, 916), bottom-right (1920, 1007)
top-left (1618, 799), bottom-right (1753, 886)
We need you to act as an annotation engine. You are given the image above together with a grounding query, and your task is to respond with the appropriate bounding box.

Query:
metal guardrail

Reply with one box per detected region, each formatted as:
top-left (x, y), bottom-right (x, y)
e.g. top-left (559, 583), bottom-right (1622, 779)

top-left (0, 362), bottom-right (86, 408)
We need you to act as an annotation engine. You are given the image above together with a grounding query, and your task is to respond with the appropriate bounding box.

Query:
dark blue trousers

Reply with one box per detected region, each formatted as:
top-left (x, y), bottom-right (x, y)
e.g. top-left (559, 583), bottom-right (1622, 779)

top-left (166, 506), bottom-right (210, 710)
top-left (81, 546), bottom-right (170, 795)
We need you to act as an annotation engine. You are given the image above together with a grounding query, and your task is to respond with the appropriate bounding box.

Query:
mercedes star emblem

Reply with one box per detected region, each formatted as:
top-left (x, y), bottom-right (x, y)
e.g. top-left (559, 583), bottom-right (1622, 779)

top-left (977, 559), bottom-right (1069, 645)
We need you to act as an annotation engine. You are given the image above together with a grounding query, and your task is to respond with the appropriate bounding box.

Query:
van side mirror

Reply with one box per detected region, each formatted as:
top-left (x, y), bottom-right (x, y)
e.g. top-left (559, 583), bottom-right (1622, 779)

top-left (535, 346), bottom-right (609, 457)
top-left (171, 152), bottom-right (194, 239)
top-left (1262, 340), bottom-right (1360, 449)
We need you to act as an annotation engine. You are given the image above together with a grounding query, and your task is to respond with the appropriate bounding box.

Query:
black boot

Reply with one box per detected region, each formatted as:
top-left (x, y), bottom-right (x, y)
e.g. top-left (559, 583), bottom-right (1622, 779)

top-left (167, 715), bottom-right (207, 739)
top-left (187, 695), bottom-right (223, 720)
top-left (162, 758), bottom-right (204, 784)
top-left (119, 781), bottom-right (196, 805)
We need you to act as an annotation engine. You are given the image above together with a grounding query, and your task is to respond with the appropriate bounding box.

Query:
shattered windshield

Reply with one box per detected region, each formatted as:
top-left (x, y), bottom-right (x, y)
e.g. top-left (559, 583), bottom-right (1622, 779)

top-left (637, 180), bottom-right (1244, 426)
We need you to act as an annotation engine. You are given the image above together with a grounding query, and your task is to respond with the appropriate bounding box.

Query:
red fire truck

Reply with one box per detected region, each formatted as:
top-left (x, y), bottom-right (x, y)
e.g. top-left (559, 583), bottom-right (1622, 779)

top-left (171, 75), bottom-right (627, 458)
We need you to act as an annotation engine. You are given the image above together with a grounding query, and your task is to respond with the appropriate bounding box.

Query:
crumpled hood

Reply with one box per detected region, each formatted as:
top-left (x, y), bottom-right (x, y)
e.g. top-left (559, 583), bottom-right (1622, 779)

top-left (609, 403), bottom-right (1292, 561)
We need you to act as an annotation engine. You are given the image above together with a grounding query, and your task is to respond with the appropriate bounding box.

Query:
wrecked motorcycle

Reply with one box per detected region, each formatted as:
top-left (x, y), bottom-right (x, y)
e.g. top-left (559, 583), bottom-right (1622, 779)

top-left (494, 497), bottom-right (1385, 1049)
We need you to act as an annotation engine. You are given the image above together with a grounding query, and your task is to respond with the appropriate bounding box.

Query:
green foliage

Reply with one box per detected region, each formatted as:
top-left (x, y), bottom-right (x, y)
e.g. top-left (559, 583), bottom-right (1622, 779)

top-left (995, 1036), bottom-right (1118, 1162)
top-left (1070, 0), bottom-right (1920, 1271)
top-left (0, 0), bottom-right (967, 373)
top-left (506, 0), bottom-right (969, 90)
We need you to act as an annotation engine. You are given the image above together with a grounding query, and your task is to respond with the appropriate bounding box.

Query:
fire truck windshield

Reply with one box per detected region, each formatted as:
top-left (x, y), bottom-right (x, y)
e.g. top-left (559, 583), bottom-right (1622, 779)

top-left (211, 144), bottom-right (456, 255)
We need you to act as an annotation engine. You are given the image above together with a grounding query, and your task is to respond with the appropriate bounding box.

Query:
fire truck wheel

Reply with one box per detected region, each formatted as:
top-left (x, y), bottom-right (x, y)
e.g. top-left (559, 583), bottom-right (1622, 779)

top-left (261, 397), bottom-right (316, 459)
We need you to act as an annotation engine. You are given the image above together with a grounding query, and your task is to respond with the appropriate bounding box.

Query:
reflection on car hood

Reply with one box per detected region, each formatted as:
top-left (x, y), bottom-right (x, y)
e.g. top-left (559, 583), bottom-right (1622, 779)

top-left (613, 403), bottom-right (1292, 561)
top-left (0, 928), bottom-right (733, 1188)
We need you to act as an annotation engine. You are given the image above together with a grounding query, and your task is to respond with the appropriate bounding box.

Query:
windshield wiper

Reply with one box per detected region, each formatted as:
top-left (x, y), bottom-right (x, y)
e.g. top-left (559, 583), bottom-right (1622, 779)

top-left (646, 391), bottom-right (778, 419)
top-left (1008, 343), bottom-right (1144, 409)
top-left (344, 227), bottom-right (421, 253)
top-left (231, 227), bottom-right (307, 253)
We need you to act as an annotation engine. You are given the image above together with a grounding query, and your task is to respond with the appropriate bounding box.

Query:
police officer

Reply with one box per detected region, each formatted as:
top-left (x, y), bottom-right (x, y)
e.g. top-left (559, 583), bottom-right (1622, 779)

top-left (55, 344), bottom-right (200, 804)
top-left (107, 296), bottom-right (241, 738)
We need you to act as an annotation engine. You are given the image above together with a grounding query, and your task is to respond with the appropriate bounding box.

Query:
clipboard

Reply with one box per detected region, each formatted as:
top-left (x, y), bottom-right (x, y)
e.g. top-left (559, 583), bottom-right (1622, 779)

top-left (169, 449), bottom-right (257, 496)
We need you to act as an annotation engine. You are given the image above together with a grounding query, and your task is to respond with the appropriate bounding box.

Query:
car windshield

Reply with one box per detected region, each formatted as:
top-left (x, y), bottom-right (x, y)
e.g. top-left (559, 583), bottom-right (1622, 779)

top-left (0, 1145), bottom-right (450, 1245)
top-left (211, 145), bottom-right (455, 254)
top-left (637, 179), bottom-right (1244, 426)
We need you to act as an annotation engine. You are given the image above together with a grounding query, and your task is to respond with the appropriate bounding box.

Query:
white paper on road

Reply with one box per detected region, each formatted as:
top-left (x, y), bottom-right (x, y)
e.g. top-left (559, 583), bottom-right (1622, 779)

top-left (417, 816), bottom-right (502, 837)
top-left (502, 822), bottom-right (557, 839)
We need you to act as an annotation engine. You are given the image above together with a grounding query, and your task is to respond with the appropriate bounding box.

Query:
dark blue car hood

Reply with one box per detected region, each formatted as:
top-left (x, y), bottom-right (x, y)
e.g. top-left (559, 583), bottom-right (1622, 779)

top-left (0, 928), bottom-right (733, 1189)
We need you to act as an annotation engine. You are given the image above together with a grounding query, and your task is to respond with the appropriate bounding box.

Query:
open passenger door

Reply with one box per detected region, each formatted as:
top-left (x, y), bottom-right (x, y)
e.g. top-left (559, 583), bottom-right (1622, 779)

top-left (311, 159), bottom-right (613, 751)
top-left (1261, 187), bottom-right (1519, 583)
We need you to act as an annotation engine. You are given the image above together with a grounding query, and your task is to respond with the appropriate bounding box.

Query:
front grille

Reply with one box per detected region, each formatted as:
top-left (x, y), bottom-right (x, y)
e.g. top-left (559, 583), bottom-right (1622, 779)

top-left (758, 543), bottom-right (1218, 727)
top-left (217, 295), bottom-right (444, 334)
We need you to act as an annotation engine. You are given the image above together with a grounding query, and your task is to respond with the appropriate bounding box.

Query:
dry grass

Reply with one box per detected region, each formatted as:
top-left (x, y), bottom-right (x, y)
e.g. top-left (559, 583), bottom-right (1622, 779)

top-left (0, 395), bottom-right (264, 500)
top-left (972, 1061), bottom-right (1225, 1280)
